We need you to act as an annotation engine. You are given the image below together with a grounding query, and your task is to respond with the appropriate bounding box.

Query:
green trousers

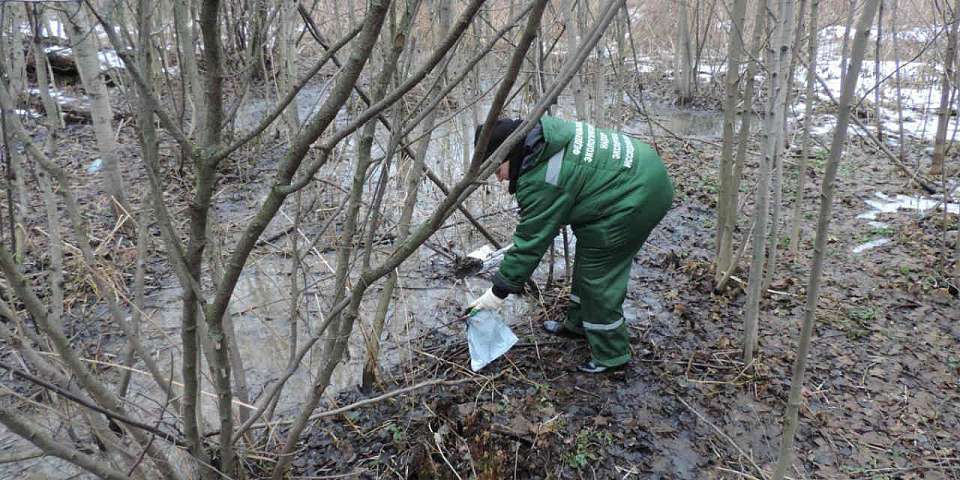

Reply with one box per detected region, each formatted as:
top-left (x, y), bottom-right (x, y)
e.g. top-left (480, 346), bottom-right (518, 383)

top-left (563, 190), bottom-right (672, 367)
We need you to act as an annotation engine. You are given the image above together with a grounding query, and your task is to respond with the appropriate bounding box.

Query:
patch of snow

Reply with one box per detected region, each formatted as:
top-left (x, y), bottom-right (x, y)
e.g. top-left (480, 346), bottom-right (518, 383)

top-left (819, 25), bottom-right (848, 39)
top-left (895, 26), bottom-right (941, 43)
top-left (809, 116), bottom-right (837, 136)
top-left (44, 19), bottom-right (67, 39)
top-left (44, 46), bottom-right (72, 55)
top-left (14, 109), bottom-right (41, 118)
top-left (635, 62), bottom-right (655, 73)
top-left (28, 87), bottom-right (74, 103)
top-left (857, 191), bottom-right (960, 220)
top-left (97, 50), bottom-right (125, 70)
top-left (794, 53), bottom-right (952, 141)
top-left (852, 238), bottom-right (890, 253)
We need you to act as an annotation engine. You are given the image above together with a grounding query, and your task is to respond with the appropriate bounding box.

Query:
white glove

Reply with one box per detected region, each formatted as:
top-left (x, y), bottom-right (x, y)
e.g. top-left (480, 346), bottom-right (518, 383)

top-left (467, 288), bottom-right (504, 313)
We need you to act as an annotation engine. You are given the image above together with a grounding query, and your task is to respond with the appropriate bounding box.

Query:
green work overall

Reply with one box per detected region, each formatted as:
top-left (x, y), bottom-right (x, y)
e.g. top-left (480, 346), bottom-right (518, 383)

top-left (493, 116), bottom-right (674, 367)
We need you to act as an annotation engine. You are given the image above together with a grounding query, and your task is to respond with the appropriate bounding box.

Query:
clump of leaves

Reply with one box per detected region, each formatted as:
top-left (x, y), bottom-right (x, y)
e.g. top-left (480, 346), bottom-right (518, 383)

top-left (810, 148), bottom-right (829, 171)
top-left (386, 422), bottom-right (405, 444)
top-left (847, 306), bottom-right (878, 323)
top-left (869, 225), bottom-right (894, 238)
top-left (842, 306), bottom-right (880, 339)
top-left (565, 428), bottom-right (612, 470)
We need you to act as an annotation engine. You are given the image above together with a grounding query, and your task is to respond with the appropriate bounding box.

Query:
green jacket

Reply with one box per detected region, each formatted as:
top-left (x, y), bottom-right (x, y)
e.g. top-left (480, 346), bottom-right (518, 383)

top-left (493, 116), bottom-right (674, 293)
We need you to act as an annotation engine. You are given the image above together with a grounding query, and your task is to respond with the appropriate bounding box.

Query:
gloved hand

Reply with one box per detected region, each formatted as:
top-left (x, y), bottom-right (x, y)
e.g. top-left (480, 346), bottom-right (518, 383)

top-left (466, 287), bottom-right (504, 315)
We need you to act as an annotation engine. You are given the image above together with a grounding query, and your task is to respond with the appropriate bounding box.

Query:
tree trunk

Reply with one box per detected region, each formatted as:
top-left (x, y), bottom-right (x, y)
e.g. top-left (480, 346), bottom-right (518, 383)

top-left (789, 0), bottom-right (822, 254)
top-left (561, 0), bottom-right (588, 118)
top-left (890, 0), bottom-right (907, 163)
top-left (675, 0), bottom-right (696, 105)
top-left (0, 107), bottom-right (27, 265)
top-left (930, 0), bottom-right (960, 176)
top-left (839, 0), bottom-right (855, 79)
top-left (744, 0), bottom-right (796, 365)
top-left (7, 6), bottom-right (28, 101)
top-left (717, 3), bottom-right (768, 288)
top-left (715, 0), bottom-right (749, 280)
top-left (363, 0), bottom-right (440, 389)
top-left (29, 3), bottom-right (66, 339)
top-left (328, 0), bottom-right (413, 396)
top-left (0, 9), bottom-right (28, 263)
top-left (874, 0), bottom-right (884, 142)
top-left (174, 0), bottom-right (202, 134)
top-left (61, 8), bottom-right (129, 215)
top-left (782, 0), bottom-right (807, 149)
top-left (278, 0), bottom-right (300, 136)
top-left (763, 0), bottom-right (800, 291)
top-left (772, 0), bottom-right (881, 476)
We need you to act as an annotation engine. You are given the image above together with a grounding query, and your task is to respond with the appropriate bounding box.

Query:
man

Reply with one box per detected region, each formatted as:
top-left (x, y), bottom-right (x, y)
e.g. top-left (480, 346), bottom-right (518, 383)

top-left (467, 116), bottom-right (674, 373)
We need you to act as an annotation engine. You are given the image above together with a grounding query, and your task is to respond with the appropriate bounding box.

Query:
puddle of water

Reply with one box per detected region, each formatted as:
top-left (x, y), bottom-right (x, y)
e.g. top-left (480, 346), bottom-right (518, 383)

top-left (852, 237), bottom-right (891, 253)
top-left (655, 110), bottom-right (726, 138)
top-left (126, 246), bottom-right (541, 424)
top-left (629, 106), bottom-right (750, 139)
top-left (233, 83), bottom-right (332, 132)
top-left (132, 255), bottom-right (472, 419)
top-left (0, 418), bottom-right (85, 479)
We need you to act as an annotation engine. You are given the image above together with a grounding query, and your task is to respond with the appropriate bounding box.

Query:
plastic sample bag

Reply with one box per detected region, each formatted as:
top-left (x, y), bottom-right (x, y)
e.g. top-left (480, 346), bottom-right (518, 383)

top-left (466, 309), bottom-right (518, 371)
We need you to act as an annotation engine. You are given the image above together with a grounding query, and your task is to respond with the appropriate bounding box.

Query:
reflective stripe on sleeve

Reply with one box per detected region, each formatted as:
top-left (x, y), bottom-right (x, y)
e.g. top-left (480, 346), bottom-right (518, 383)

top-left (569, 293), bottom-right (581, 303)
top-left (545, 150), bottom-right (564, 186)
top-left (582, 317), bottom-right (625, 331)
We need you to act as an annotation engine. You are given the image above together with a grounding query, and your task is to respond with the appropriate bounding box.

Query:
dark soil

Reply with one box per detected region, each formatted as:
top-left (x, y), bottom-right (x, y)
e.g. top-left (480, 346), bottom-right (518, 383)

top-left (286, 131), bottom-right (959, 479)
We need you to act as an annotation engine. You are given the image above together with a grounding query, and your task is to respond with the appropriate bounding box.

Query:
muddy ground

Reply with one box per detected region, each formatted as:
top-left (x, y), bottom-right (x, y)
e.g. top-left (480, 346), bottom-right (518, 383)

top-left (1, 65), bottom-right (958, 479)
top-left (284, 132), bottom-right (959, 477)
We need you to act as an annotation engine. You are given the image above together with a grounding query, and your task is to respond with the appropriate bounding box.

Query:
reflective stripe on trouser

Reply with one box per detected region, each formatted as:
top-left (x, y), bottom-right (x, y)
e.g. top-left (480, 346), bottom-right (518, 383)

top-left (564, 239), bottom-right (634, 367)
top-left (564, 185), bottom-right (672, 367)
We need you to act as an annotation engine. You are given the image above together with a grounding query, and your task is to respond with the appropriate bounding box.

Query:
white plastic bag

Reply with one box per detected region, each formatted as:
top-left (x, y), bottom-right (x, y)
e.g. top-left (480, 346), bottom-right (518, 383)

top-left (466, 309), bottom-right (518, 371)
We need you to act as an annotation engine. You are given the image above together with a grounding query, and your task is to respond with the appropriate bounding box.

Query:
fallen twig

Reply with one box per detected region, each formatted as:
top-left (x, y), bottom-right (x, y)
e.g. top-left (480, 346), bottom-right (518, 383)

top-left (209, 374), bottom-right (501, 437)
top-left (675, 396), bottom-right (769, 480)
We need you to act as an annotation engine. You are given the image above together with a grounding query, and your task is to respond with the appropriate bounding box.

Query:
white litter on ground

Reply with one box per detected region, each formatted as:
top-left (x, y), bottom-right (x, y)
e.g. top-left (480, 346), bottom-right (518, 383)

top-left (466, 245), bottom-right (497, 261)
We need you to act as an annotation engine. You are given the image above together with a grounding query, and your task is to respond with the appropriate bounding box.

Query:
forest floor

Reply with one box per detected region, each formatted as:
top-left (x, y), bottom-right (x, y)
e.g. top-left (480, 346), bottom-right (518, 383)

top-left (285, 106), bottom-right (960, 477)
top-left (2, 70), bottom-right (958, 479)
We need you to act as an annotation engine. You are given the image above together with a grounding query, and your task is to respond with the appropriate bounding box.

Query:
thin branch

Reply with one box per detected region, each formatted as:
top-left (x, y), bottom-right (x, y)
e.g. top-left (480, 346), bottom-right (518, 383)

top-left (0, 362), bottom-right (186, 447)
top-left (212, 376), bottom-right (486, 437)
top-left (81, 0), bottom-right (194, 154)
top-left (236, 0), bottom-right (621, 443)
top-left (210, 23), bottom-right (364, 164)
top-left (0, 407), bottom-right (128, 480)
top-left (296, 1), bottom-right (536, 247)
top-left (676, 396), bottom-right (769, 480)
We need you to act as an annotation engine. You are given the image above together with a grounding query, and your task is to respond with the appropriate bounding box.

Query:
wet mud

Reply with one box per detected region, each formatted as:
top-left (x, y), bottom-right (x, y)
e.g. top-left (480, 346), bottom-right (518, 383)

top-left (1, 71), bottom-right (957, 479)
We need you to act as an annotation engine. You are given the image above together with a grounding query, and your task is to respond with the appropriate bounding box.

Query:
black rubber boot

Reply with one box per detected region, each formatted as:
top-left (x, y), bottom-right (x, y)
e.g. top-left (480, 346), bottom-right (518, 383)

top-left (576, 360), bottom-right (626, 374)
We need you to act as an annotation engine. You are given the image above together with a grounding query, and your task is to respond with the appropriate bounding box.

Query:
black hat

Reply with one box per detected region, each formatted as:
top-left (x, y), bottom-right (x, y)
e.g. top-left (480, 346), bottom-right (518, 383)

top-left (475, 118), bottom-right (527, 194)
top-left (474, 118), bottom-right (524, 164)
